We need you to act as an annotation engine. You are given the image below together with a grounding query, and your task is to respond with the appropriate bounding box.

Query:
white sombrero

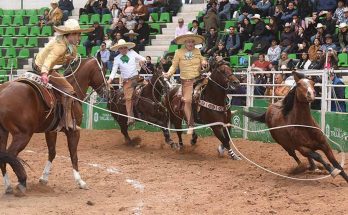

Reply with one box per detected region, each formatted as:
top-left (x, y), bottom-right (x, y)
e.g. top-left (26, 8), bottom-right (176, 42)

top-left (124, 30), bottom-right (139, 37)
top-left (53, 19), bottom-right (94, 35)
top-left (51, 0), bottom-right (58, 4)
top-left (339, 22), bottom-right (348, 29)
top-left (175, 32), bottom-right (205, 45)
top-left (110, 39), bottom-right (135, 51)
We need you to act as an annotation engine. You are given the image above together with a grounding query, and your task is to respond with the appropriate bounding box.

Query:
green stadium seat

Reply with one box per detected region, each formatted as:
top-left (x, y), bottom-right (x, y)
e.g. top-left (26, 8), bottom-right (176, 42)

top-left (5, 47), bottom-right (17, 58)
top-left (243, 42), bottom-right (253, 53)
top-left (0, 58), bottom-right (5, 70)
top-left (15, 37), bottom-right (27, 47)
top-left (78, 46), bottom-right (87, 58)
top-left (196, 11), bottom-right (204, 19)
top-left (338, 53), bottom-right (348, 67)
top-left (3, 27), bottom-right (16, 36)
top-left (150, 23), bottom-right (161, 35)
top-left (230, 55), bottom-right (248, 68)
top-left (28, 26), bottom-right (40, 36)
top-left (1, 16), bottom-right (12, 26)
top-left (0, 27), bottom-right (4, 36)
top-left (3, 10), bottom-right (15, 16)
top-left (39, 7), bottom-right (49, 15)
top-left (12, 16), bottom-right (24, 26)
top-left (159, 12), bottom-right (171, 23)
top-left (79, 14), bottom-right (89, 25)
top-left (18, 26), bottom-right (29, 36)
top-left (28, 16), bottom-right (39, 25)
top-left (101, 14), bottom-right (112, 25)
top-left (224, 20), bottom-right (237, 30)
top-left (1, 37), bottom-right (13, 47)
top-left (0, 70), bottom-right (8, 83)
top-left (15, 10), bottom-right (26, 16)
top-left (288, 53), bottom-right (297, 59)
top-left (199, 22), bottom-right (204, 29)
top-left (17, 48), bottom-right (30, 59)
top-left (0, 9), bottom-right (3, 16)
top-left (80, 35), bottom-right (88, 45)
top-left (4, 58), bottom-right (18, 70)
top-left (41, 26), bottom-right (53, 36)
top-left (25, 9), bottom-right (38, 16)
top-left (91, 46), bottom-right (100, 56)
top-left (150, 13), bottom-right (159, 22)
top-left (25, 37), bottom-right (38, 47)
top-left (168, 44), bottom-right (179, 53)
top-left (89, 14), bottom-right (101, 24)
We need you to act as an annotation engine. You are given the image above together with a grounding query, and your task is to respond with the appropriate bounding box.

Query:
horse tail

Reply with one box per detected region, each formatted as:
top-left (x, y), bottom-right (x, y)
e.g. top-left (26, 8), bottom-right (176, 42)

top-left (243, 110), bottom-right (266, 123)
top-left (0, 152), bottom-right (27, 185)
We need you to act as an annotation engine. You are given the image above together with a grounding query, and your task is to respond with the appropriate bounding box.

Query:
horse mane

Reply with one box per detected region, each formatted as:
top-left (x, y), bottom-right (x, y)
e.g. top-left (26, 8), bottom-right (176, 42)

top-left (281, 86), bottom-right (296, 116)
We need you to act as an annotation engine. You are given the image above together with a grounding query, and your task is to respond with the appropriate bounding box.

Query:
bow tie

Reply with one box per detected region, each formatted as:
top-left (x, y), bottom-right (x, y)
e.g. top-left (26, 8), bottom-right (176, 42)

top-left (120, 55), bottom-right (129, 63)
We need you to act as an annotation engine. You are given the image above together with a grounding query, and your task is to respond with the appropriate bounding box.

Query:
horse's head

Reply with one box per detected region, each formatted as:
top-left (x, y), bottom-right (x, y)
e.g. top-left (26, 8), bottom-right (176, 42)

top-left (209, 60), bottom-right (240, 90)
top-left (150, 64), bottom-right (170, 95)
top-left (293, 70), bottom-right (315, 103)
top-left (86, 52), bottom-right (109, 99)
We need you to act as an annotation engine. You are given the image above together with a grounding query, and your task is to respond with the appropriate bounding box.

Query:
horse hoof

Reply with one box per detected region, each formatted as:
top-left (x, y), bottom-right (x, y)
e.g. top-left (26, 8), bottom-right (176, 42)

top-left (331, 168), bottom-right (342, 178)
top-left (39, 178), bottom-right (48, 185)
top-left (230, 154), bottom-right (242, 160)
top-left (5, 186), bottom-right (13, 194)
top-left (217, 145), bottom-right (225, 157)
top-left (78, 181), bottom-right (88, 190)
top-left (14, 184), bottom-right (26, 197)
top-left (190, 140), bottom-right (197, 146)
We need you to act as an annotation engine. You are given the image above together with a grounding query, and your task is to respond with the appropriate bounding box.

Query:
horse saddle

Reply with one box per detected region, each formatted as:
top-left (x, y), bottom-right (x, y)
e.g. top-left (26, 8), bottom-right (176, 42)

top-left (171, 84), bottom-right (203, 114)
top-left (117, 83), bottom-right (145, 105)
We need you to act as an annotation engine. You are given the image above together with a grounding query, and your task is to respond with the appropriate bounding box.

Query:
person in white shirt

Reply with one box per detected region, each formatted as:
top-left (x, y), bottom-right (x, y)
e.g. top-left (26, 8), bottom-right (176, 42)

top-left (171, 18), bottom-right (188, 44)
top-left (267, 39), bottom-right (281, 65)
top-left (108, 39), bottom-right (146, 125)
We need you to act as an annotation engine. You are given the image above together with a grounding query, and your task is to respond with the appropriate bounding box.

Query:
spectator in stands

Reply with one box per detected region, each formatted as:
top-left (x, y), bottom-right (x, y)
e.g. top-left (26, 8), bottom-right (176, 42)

top-left (135, 18), bottom-right (150, 51)
top-left (308, 38), bottom-right (321, 61)
top-left (280, 2), bottom-right (298, 24)
top-left (296, 52), bottom-right (312, 70)
top-left (203, 27), bottom-right (218, 56)
top-left (144, 0), bottom-right (157, 14)
top-left (264, 16), bottom-right (278, 42)
top-left (250, 14), bottom-right (266, 42)
top-left (97, 42), bottom-right (111, 69)
top-left (224, 26), bottom-right (241, 56)
top-left (238, 0), bottom-right (255, 22)
top-left (47, 0), bottom-right (63, 26)
top-left (84, 22), bottom-right (105, 56)
top-left (339, 23), bottom-right (348, 52)
top-left (79, 0), bottom-right (96, 16)
top-left (189, 20), bottom-right (203, 35)
top-left (296, 0), bottom-right (312, 19)
top-left (308, 49), bottom-right (325, 69)
top-left (270, 5), bottom-right (283, 21)
top-left (133, 0), bottom-right (149, 21)
top-left (59, 0), bottom-right (74, 22)
top-left (279, 23), bottom-right (296, 53)
top-left (310, 23), bottom-right (326, 44)
top-left (203, 8), bottom-right (219, 33)
top-left (305, 12), bottom-right (319, 38)
top-left (324, 48), bottom-right (338, 69)
top-left (238, 17), bottom-right (253, 44)
top-left (113, 32), bottom-right (123, 44)
top-left (255, 0), bottom-right (271, 17)
top-left (278, 52), bottom-right (296, 70)
top-left (218, 0), bottom-right (231, 20)
top-left (159, 56), bottom-right (172, 72)
top-left (320, 11), bottom-right (336, 36)
top-left (104, 34), bottom-right (113, 49)
top-left (267, 39), bottom-right (281, 65)
top-left (316, 0), bottom-right (336, 13)
top-left (39, 9), bottom-right (50, 27)
top-left (294, 27), bottom-right (309, 53)
top-left (93, 0), bottom-right (109, 15)
top-left (330, 72), bottom-right (346, 112)
top-left (172, 18), bottom-right (188, 44)
top-left (111, 20), bottom-right (129, 40)
top-left (265, 73), bottom-right (290, 101)
top-left (110, 3), bottom-right (121, 20)
top-left (139, 56), bottom-right (154, 82)
top-left (125, 15), bottom-right (137, 30)
top-left (321, 34), bottom-right (337, 52)
top-left (334, 0), bottom-right (346, 24)
top-left (122, 0), bottom-right (135, 16)
top-left (231, 74), bottom-right (246, 106)
top-left (290, 14), bottom-right (303, 33)
top-left (211, 41), bottom-right (229, 61)
top-left (251, 53), bottom-right (273, 71)
top-left (124, 30), bottom-right (139, 51)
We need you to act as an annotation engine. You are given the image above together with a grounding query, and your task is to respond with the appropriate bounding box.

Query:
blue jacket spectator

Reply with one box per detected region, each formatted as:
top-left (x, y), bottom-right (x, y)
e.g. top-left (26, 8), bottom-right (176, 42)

top-left (316, 0), bottom-right (336, 12)
top-left (224, 26), bottom-right (241, 56)
top-left (330, 74), bottom-right (346, 112)
top-left (256, 0), bottom-right (271, 17)
top-left (59, 0), bottom-right (74, 22)
top-left (280, 2), bottom-right (297, 24)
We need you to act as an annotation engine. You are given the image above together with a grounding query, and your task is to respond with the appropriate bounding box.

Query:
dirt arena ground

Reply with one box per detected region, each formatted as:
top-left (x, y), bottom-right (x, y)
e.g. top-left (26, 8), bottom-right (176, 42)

top-left (0, 129), bottom-right (348, 215)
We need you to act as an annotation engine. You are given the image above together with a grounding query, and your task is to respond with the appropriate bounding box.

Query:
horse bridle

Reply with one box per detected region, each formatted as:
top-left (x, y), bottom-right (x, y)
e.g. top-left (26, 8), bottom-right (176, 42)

top-left (208, 63), bottom-right (234, 91)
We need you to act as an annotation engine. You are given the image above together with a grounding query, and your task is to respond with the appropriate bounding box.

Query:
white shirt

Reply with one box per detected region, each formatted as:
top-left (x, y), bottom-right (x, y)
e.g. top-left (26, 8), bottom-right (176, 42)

top-left (175, 25), bottom-right (188, 38)
top-left (267, 45), bottom-right (281, 62)
top-left (109, 49), bottom-right (146, 80)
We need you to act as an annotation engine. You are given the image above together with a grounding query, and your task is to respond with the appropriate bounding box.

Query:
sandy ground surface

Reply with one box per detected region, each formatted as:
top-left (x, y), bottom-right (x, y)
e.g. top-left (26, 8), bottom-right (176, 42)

top-left (0, 129), bottom-right (348, 215)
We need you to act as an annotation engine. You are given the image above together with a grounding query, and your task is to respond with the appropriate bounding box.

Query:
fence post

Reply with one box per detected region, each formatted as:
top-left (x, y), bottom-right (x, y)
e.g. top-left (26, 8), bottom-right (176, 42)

top-left (244, 68), bottom-right (252, 139)
top-left (321, 69), bottom-right (328, 130)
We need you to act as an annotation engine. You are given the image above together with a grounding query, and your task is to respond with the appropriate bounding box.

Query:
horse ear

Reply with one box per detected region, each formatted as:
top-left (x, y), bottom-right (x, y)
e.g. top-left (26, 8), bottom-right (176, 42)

top-left (292, 70), bottom-right (305, 83)
top-left (96, 51), bottom-right (102, 66)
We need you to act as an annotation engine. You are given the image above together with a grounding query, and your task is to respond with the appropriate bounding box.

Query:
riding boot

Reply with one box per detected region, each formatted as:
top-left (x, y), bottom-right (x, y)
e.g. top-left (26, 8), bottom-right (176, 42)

top-left (125, 99), bottom-right (135, 125)
top-left (184, 101), bottom-right (194, 134)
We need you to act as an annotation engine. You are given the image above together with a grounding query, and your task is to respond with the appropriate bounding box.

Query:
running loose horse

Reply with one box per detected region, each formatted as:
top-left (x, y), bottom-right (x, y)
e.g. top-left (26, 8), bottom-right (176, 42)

top-left (244, 71), bottom-right (348, 182)
top-left (108, 67), bottom-right (174, 145)
top-left (164, 60), bottom-right (241, 160)
top-left (0, 55), bottom-right (108, 194)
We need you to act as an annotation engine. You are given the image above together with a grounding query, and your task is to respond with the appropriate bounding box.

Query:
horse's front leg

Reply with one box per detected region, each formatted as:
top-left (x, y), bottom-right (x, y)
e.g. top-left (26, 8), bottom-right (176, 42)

top-left (213, 125), bottom-right (241, 160)
top-left (162, 128), bottom-right (175, 148)
top-left (64, 129), bottom-right (87, 189)
top-left (39, 132), bottom-right (58, 184)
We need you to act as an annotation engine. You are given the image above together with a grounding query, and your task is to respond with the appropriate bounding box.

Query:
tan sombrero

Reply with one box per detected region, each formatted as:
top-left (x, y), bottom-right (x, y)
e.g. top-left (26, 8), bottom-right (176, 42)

top-left (124, 30), bottom-right (139, 37)
top-left (175, 32), bottom-right (205, 45)
top-left (110, 39), bottom-right (135, 51)
top-left (53, 19), bottom-right (94, 35)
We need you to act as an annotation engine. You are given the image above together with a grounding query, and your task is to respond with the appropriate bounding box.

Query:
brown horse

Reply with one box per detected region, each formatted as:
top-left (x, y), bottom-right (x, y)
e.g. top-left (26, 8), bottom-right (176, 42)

top-left (164, 60), bottom-right (241, 159)
top-left (108, 66), bottom-right (174, 145)
top-left (244, 71), bottom-right (348, 182)
top-left (0, 55), bottom-right (108, 194)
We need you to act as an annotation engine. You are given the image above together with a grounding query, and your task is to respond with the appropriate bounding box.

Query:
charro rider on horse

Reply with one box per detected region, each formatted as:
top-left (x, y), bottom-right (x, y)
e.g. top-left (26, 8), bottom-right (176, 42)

top-left (33, 19), bottom-right (94, 130)
top-left (108, 39), bottom-right (146, 125)
top-left (163, 32), bottom-right (208, 135)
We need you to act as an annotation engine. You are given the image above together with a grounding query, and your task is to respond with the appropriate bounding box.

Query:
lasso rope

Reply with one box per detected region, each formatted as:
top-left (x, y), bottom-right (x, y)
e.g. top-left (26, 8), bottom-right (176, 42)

top-left (50, 85), bottom-right (346, 182)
